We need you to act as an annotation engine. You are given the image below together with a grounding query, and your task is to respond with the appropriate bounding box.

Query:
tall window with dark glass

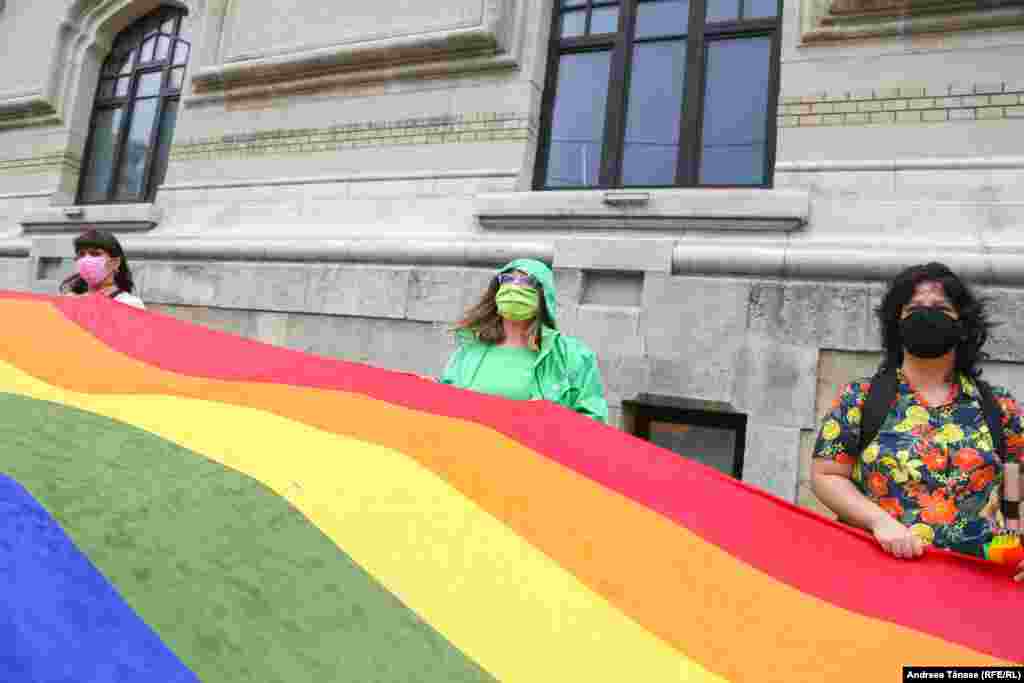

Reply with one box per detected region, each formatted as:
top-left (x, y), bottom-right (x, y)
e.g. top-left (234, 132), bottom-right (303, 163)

top-left (78, 6), bottom-right (190, 204)
top-left (537, 0), bottom-right (780, 189)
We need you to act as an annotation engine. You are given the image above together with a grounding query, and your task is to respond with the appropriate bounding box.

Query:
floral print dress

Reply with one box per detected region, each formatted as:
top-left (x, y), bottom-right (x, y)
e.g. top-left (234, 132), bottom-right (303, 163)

top-left (813, 369), bottom-right (1024, 555)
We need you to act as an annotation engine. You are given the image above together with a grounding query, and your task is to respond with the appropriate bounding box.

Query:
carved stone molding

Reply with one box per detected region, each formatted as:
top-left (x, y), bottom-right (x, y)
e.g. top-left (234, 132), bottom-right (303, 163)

top-left (829, 0), bottom-right (1024, 18)
top-left (0, 90), bottom-right (59, 130)
top-left (188, 0), bottom-right (524, 104)
top-left (801, 0), bottom-right (1024, 43)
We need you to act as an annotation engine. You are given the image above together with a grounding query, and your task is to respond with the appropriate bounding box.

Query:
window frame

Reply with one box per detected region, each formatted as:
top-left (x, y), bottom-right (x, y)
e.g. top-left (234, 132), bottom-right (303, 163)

top-left (534, 0), bottom-right (782, 191)
top-left (625, 400), bottom-right (748, 480)
top-left (76, 6), bottom-right (190, 206)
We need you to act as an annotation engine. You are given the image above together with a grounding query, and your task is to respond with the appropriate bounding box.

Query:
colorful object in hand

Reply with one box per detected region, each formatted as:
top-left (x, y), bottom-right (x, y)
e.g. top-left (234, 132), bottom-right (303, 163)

top-left (0, 291), bottom-right (1021, 683)
top-left (985, 533), bottom-right (1024, 568)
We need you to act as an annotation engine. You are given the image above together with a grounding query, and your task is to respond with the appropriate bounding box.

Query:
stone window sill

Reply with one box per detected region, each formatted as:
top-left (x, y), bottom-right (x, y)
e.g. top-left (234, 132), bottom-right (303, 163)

top-left (474, 188), bottom-right (810, 232)
top-left (20, 204), bottom-right (161, 234)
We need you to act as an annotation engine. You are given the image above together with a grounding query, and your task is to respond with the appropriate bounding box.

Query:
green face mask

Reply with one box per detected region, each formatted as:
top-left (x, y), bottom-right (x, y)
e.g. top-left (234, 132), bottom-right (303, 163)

top-left (495, 285), bottom-right (539, 321)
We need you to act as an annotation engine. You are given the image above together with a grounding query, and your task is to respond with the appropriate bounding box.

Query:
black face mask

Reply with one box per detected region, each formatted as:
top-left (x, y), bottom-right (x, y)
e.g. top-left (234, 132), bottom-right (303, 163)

top-left (899, 307), bottom-right (964, 359)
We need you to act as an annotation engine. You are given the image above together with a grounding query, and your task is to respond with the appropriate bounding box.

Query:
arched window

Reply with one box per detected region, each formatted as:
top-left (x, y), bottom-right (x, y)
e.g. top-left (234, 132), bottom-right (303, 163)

top-left (78, 5), bottom-right (190, 204)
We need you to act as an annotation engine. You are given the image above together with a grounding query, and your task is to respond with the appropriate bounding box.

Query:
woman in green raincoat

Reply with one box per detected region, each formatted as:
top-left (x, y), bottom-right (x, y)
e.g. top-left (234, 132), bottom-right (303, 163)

top-left (440, 259), bottom-right (608, 423)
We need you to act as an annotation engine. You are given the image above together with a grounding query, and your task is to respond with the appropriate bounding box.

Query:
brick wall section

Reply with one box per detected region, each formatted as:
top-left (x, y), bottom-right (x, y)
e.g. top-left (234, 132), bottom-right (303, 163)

top-left (778, 82), bottom-right (1024, 128)
top-left (169, 113), bottom-right (535, 162)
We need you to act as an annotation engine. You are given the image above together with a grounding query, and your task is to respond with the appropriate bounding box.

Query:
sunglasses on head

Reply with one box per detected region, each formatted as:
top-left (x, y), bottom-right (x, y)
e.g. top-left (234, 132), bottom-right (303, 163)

top-left (497, 273), bottom-right (538, 288)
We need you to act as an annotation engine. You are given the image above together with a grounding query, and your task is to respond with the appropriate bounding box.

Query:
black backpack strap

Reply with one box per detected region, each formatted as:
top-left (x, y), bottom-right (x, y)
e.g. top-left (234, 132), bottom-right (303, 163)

top-left (858, 368), bottom-right (899, 457)
top-left (976, 379), bottom-right (1016, 525)
top-left (976, 379), bottom-right (1007, 461)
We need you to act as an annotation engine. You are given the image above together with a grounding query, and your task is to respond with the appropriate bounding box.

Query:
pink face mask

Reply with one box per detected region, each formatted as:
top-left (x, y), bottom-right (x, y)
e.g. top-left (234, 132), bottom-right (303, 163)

top-left (77, 255), bottom-right (111, 287)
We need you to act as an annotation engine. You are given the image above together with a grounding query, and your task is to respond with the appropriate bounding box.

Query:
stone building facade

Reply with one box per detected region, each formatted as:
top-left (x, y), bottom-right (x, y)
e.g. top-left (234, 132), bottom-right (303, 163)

top-left (2, 0), bottom-right (1024, 511)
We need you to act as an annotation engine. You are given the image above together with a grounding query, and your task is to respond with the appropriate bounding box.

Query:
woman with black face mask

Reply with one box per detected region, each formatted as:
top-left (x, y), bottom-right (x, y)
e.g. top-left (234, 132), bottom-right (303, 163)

top-left (811, 262), bottom-right (1024, 581)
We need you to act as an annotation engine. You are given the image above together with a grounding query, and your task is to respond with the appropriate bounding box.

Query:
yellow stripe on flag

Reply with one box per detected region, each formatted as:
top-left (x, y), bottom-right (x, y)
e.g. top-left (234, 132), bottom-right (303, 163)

top-left (0, 360), bottom-right (722, 683)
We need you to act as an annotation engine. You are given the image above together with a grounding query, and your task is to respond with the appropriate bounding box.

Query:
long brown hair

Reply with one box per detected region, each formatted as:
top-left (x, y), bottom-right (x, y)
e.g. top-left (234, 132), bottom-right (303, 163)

top-left (455, 274), bottom-right (553, 351)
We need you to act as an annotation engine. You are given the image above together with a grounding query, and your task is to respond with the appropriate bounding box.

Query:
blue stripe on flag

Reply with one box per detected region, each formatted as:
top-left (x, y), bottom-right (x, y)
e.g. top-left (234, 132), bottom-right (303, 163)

top-left (0, 474), bottom-right (199, 683)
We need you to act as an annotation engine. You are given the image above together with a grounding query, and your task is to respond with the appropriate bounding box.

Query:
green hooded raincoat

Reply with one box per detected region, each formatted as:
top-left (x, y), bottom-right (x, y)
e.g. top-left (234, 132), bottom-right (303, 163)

top-left (440, 259), bottom-right (609, 423)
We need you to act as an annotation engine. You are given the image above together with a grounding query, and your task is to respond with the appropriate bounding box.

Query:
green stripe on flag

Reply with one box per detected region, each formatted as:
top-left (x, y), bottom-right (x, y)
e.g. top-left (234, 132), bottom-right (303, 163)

top-left (0, 392), bottom-right (496, 683)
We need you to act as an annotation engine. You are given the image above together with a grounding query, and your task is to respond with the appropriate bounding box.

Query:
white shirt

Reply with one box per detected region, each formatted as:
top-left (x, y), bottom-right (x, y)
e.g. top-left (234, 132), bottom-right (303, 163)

top-left (112, 292), bottom-right (146, 310)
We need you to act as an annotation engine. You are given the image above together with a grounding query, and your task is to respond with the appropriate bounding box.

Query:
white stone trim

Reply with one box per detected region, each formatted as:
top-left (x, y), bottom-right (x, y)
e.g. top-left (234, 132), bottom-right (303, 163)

top-left (776, 157), bottom-right (1024, 173)
top-left (20, 203), bottom-right (161, 233)
top-left (121, 237), bottom-right (553, 267)
top-left (0, 191), bottom-right (55, 200)
top-left (475, 189), bottom-right (811, 232)
top-left (159, 169), bottom-right (520, 192)
top-left (8, 233), bottom-right (1024, 286)
top-left (671, 240), bottom-right (1024, 285)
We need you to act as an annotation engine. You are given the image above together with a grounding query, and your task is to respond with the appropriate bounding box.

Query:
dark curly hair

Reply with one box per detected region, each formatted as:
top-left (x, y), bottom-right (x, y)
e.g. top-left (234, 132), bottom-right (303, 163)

top-left (59, 229), bottom-right (136, 295)
top-left (876, 262), bottom-right (993, 378)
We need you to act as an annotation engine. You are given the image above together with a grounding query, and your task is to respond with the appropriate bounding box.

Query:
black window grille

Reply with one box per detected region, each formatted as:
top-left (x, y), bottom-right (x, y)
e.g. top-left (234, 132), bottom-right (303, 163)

top-left (536, 0), bottom-right (782, 190)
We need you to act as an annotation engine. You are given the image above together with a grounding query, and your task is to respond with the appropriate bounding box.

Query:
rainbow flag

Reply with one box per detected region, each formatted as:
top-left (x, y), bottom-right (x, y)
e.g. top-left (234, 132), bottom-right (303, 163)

top-left (0, 291), bottom-right (1020, 682)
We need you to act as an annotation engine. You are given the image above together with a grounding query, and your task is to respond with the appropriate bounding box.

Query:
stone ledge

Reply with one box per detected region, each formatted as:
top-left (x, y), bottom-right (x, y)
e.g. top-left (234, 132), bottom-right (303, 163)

top-left (0, 240), bottom-right (31, 257)
top-left (15, 234), bottom-right (552, 268)
top-left (159, 168), bottom-right (519, 193)
top-left (16, 233), bottom-right (1024, 288)
top-left (475, 189), bottom-right (810, 232)
top-left (671, 240), bottom-right (1024, 285)
top-left (20, 204), bottom-right (161, 234)
top-left (121, 238), bottom-right (553, 267)
top-left (776, 156), bottom-right (1024, 172)
top-left (0, 190), bottom-right (54, 201)
top-left (0, 153), bottom-right (81, 174)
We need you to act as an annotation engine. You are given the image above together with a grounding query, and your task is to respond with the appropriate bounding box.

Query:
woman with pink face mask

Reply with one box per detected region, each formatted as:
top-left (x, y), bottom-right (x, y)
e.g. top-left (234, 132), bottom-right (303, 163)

top-left (59, 229), bottom-right (145, 310)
